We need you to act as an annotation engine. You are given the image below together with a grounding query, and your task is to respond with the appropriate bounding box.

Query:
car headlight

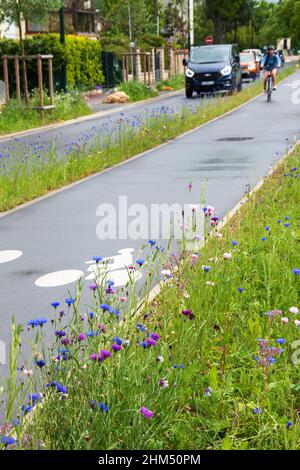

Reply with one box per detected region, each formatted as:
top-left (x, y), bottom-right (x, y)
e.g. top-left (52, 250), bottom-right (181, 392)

top-left (220, 65), bottom-right (232, 76)
top-left (186, 68), bottom-right (195, 78)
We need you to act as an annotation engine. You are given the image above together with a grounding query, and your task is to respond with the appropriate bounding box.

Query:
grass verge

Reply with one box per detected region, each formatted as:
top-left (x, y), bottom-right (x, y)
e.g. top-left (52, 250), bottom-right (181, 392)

top-left (0, 66), bottom-right (296, 213)
top-left (156, 75), bottom-right (185, 92)
top-left (0, 90), bottom-right (92, 136)
top-left (1, 145), bottom-right (299, 450)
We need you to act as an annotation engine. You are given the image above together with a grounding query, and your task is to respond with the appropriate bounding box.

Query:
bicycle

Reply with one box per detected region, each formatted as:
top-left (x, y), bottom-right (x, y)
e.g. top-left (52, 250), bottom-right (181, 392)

top-left (266, 71), bottom-right (273, 102)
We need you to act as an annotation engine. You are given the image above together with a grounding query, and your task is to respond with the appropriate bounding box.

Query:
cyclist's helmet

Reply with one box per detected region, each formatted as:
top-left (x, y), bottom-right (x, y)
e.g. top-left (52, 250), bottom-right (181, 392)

top-left (268, 45), bottom-right (275, 51)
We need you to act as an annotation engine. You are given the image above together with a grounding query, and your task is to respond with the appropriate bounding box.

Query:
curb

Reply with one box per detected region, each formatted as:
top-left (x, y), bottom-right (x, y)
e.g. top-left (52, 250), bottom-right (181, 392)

top-left (0, 69), bottom-right (296, 220)
top-left (0, 89), bottom-right (184, 143)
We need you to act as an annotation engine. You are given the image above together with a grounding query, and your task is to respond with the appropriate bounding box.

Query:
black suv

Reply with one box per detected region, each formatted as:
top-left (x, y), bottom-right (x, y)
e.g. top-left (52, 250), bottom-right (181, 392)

top-left (183, 44), bottom-right (242, 98)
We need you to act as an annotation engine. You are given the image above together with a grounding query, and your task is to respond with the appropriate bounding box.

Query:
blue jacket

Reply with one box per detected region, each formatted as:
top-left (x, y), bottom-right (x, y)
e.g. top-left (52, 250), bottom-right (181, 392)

top-left (260, 53), bottom-right (281, 70)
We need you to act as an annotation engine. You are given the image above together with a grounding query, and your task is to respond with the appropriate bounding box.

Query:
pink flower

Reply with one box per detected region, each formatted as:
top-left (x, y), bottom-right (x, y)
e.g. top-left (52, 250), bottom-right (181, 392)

top-left (191, 254), bottom-right (199, 265)
top-left (223, 252), bottom-right (232, 260)
top-left (140, 407), bottom-right (154, 419)
top-left (289, 307), bottom-right (299, 315)
top-left (118, 296), bottom-right (127, 303)
top-left (295, 320), bottom-right (300, 327)
top-left (23, 369), bottom-right (33, 377)
top-left (281, 317), bottom-right (289, 324)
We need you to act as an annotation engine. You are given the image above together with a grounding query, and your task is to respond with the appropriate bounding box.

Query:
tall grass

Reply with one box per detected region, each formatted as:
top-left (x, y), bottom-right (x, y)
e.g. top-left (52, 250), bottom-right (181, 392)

top-left (117, 81), bottom-right (158, 101)
top-left (0, 90), bottom-right (91, 135)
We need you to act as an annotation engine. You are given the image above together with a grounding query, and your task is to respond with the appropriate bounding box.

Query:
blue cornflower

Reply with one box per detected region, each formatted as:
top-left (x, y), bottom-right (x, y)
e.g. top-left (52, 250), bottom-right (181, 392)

top-left (98, 402), bottom-right (109, 413)
top-left (265, 226), bottom-right (271, 232)
top-left (284, 216), bottom-right (290, 220)
top-left (278, 219), bottom-right (282, 224)
top-left (140, 341), bottom-right (148, 348)
top-left (231, 240), bottom-right (238, 246)
top-left (93, 256), bottom-right (103, 263)
top-left (1, 436), bottom-right (16, 446)
top-left (65, 298), bottom-right (76, 306)
top-left (35, 359), bottom-right (46, 368)
top-left (205, 387), bottom-right (212, 397)
top-left (137, 323), bottom-right (147, 333)
top-left (51, 302), bottom-right (60, 309)
top-left (292, 268), bottom-right (300, 276)
top-left (112, 337), bottom-right (122, 346)
top-left (237, 287), bottom-right (245, 293)
top-left (253, 407), bottom-right (261, 415)
top-left (276, 338), bottom-right (286, 345)
top-left (287, 421), bottom-right (292, 429)
top-left (284, 223), bottom-right (290, 228)
top-left (88, 312), bottom-right (94, 319)
top-left (55, 330), bottom-right (66, 337)
top-left (261, 237), bottom-right (267, 241)
top-left (180, 364), bottom-right (185, 369)
top-left (136, 258), bottom-right (145, 267)
top-left (148, 240), bottom-right (156, 246)
top-left (100, 303), bottom-right (115, 314)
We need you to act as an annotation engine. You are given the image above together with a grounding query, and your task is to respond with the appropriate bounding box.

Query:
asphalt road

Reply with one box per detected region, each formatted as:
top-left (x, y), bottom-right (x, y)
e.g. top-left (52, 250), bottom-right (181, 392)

top-left (0, 70), bottom-right (299, 379)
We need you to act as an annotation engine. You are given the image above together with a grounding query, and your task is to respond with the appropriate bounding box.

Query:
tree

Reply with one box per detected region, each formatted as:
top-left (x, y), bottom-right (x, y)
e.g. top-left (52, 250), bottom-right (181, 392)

top-left (0, 0), bottom-right (63, 53)
top-left (205, 0), bottom-right (252, 43)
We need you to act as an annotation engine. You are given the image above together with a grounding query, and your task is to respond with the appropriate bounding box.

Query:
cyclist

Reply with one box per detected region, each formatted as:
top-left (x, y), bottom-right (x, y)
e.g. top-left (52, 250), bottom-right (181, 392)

top-left (260, 45), bottom-right (281, 92)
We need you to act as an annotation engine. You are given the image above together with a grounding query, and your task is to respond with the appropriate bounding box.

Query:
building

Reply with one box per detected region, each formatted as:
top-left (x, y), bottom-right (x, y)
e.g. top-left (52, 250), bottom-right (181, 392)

top-left (0, 1), bottom-right (99, 40)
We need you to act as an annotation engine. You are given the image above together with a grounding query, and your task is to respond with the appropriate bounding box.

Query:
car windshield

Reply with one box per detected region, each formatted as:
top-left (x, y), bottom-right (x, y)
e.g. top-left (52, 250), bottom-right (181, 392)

top-left (240, 53), bottom-right (254, 62)
top-left (190, 46), bottom-right (230, 64)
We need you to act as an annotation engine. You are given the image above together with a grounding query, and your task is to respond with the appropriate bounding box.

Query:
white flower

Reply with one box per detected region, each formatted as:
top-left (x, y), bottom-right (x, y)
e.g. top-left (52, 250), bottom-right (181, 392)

top-left (295, 320), bottom-right (300, 327)
top-left (289, 307), bottom-right (299, 315)
top-left (161, 269), bottom-right (172, 278)
top-left (223, 252), bottom-right (232, 260)
top-left (281, 317), bottom-right (289, 324)
top-left (23, 369), bottom-right (33, 377)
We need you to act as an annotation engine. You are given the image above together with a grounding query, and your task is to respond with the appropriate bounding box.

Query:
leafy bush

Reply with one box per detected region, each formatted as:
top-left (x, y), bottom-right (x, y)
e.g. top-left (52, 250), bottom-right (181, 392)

top-left (0, 34), bottom-right (103, 92)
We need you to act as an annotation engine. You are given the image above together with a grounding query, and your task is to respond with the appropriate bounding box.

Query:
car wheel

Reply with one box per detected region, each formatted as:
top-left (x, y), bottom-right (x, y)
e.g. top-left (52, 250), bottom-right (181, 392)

top-left (185, 88), bottom-right (193, 99)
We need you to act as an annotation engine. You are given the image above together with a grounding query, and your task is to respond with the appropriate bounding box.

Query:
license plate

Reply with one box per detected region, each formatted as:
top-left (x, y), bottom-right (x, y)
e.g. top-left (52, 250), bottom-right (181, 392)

top-left (201, 81), bottom-right (214, 85)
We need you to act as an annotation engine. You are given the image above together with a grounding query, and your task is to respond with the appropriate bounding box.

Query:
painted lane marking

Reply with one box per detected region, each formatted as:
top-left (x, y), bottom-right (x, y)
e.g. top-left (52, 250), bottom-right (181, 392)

top-left (35, 270), bottom-right (84, 288)
top-left (0, 250), bottom-right (23, 264)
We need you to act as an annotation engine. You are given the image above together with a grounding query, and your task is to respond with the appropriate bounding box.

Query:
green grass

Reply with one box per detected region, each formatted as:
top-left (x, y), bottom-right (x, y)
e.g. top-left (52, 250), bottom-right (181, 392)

top-left (156, 74), bottom-right (185, 92)
top-left (2, 145), bottom-right (299, 450)
top-left (0, 66), bottom-right (296, 213)
top-left (0, 89), bottom-right (91, 136)
top-left (117, 80), bottom-right (158, 101)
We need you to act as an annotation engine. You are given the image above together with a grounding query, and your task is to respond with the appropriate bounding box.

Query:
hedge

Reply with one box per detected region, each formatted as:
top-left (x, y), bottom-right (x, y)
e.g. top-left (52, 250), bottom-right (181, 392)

top-left (0, 34), bottom-right (103, 92)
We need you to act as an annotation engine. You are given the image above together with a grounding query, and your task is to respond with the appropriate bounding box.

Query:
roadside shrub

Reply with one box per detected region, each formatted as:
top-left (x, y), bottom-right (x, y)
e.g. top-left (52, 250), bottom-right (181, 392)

top-left (0, 34), bottom-right (103, 92)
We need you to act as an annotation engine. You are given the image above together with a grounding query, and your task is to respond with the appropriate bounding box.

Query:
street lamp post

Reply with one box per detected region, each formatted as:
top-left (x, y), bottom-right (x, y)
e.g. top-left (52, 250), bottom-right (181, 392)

top-left (187, 0), bottom-right (194, 50)
top-left (59, 6), bottom-right (67, 92)
top-left (154, 0), bottom-right (159, 36)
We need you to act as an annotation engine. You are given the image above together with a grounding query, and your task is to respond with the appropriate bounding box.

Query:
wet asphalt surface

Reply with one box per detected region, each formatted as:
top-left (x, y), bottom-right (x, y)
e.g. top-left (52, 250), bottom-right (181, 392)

top-left (0, 70), bottom-right (299, 380)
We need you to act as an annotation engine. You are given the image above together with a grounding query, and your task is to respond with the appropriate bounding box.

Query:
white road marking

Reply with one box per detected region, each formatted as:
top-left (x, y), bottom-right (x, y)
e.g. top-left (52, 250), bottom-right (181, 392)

top-left (0, 250), bottom-right (23, 264)
top-left (35, 270), bottom-right (84, 288)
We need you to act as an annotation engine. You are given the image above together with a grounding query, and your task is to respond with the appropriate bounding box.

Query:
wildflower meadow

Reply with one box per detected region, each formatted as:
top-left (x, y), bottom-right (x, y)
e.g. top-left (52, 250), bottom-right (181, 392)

top-left (1, 143), bottom-right (299, 450)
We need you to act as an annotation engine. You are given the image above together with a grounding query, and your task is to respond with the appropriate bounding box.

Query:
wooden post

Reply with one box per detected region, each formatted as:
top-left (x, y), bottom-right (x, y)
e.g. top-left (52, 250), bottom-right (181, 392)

top-left (2, 55), bottom-right (10, 102)
top-left (147, 54), bottom-right (151, 86)
top-left (14, 56), bottom-right (21, 99)
top-left (143, 54), bottom-right (146, 84)
top-left (125, 54), bottom-right (129, 82)
top-left (48, 57), bottom-right (54, 106)
top-left (37, 54), bottom-right (44, 122)
top-left (21, 57), bottom-right (29, 103)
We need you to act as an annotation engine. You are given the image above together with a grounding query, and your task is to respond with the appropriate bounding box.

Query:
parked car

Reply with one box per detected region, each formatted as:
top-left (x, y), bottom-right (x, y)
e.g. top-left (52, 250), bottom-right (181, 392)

top-left (277, 50), bottom-right (285, 66)
top-left (243, 48), bottom-right (263, 62)
top-left (239, 51), bottom-right (259, 79)
top-left (183, 44), bottom-right (242, 98)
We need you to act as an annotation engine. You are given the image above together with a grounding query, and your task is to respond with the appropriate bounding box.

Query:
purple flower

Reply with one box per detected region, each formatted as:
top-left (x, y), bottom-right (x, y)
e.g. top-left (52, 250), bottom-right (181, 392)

top-left (111, 344), bottom-right (122, 352)
top-left (98, 349), bottom-right (112, 362)
top-left (55, 330), bottom-right (66, 337)
top-left (205, 387), bottom-right (212, 397)
top-left (145, 338), bottom-right (157, 347)
top-left (150, 333), bottom-right (161, 341)
top-left (140, 406), bottom-right (154, 419)
top-left (253, 407), bottom-right (261, 415)
top-left (89, 284), bottom-right (98, 292)
top-left (78, 332), bottom-right (86, 342)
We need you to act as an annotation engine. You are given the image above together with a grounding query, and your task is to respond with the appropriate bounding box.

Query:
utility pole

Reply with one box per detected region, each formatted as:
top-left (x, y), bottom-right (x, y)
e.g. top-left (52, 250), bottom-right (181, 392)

top-left (188, 0), bottom-right (194, 50)
top-left (59, 6), bottom-right (67, 92)
top-left (128, 0), bottom-right (135, 78)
